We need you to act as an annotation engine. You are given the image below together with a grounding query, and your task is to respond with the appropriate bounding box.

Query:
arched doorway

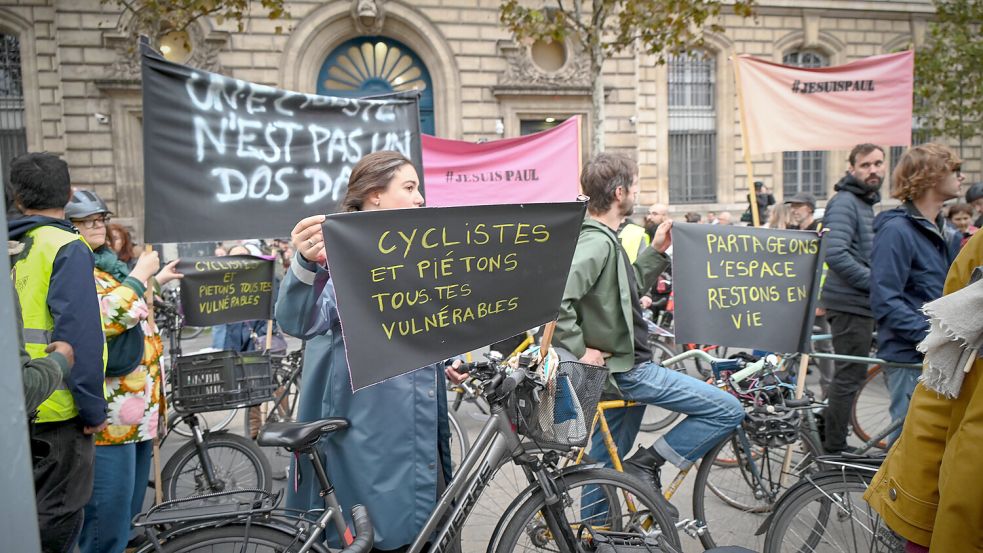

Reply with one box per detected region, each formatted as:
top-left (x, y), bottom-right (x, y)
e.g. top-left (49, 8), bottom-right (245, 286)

top-left (317, 36), bottom-right (435, 135)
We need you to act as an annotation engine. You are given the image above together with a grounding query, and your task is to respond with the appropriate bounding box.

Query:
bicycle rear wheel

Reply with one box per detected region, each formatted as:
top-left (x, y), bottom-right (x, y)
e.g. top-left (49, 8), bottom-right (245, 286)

top-left (693, 430), bottom-right (822, 550)
top-left (492, 468), bottom-right (681, 553)
top-left (150, 524), bottom-right (316, 552)
top-left (639, 340), bottom-right (684, 432)
top-left (851, 365), bottom-right (890, 449)
top-left (763, 470), bottom-right (903, 553)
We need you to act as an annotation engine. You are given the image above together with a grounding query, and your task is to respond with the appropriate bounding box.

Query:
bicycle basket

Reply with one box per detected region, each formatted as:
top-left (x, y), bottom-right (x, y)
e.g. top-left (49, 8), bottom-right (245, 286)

top-left (516, 361), bottom-right (608, 449)
top-left (171, 350), bottom-right (276, 413)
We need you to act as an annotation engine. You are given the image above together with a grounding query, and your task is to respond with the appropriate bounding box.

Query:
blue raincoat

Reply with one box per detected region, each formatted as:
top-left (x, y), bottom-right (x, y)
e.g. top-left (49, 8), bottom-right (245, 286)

top-left (276, 254), bottom-right (453, 549)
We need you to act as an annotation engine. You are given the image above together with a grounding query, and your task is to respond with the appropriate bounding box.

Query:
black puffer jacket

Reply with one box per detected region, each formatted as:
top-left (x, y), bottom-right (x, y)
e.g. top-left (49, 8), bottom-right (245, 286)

top-left (818, 173), bottom-right (881, 317)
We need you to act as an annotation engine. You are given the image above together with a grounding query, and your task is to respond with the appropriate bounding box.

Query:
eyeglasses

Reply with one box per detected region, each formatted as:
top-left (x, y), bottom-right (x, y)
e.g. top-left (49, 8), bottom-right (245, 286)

top-left (75, 215), bottom-right (111, 229)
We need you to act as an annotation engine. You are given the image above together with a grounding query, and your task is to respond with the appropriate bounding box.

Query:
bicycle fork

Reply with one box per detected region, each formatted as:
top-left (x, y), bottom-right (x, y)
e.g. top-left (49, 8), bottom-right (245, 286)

top-left (186, 415), bottom-right (224, 492)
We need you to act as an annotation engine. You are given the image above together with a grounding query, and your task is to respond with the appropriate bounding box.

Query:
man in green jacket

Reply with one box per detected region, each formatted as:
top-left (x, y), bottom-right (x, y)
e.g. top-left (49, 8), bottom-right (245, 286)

top-left (554, 153), bottom-right (744, 511)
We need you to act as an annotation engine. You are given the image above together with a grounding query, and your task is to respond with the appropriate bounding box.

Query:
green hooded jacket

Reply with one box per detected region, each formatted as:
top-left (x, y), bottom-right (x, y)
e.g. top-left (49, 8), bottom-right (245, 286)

top-left (555, 217), bottom-right (670, 372)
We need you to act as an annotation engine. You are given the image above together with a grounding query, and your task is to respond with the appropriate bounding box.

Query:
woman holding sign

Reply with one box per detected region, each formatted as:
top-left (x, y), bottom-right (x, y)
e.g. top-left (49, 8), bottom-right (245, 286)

top-left (65, 190), bottom-right (184, 553)
top-left (277, 151), bottom-right (464, 552)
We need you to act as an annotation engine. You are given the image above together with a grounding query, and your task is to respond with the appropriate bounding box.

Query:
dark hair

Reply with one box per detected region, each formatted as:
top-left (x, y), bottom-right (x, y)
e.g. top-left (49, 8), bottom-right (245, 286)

top-left (580, 153), bottom-right (637, 214)
top-left (753, 181), bottom-right (764, 191)
top-left (684, 212), bottom-right (701, 223)
top-left (108, 223), bottom-right (135, 263)
top-left (341, 151), bottom-right (414, 212)
top-left (848, 143), bottom-right (885, 166)
top-left (947, 203), bottom-right (975, 220)
top-left (9, 152), bottom-right (71, 211)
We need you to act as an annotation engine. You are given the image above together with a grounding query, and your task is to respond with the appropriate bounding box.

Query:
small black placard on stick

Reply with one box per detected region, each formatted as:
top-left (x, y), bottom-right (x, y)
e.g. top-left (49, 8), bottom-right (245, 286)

top-left (177, 256), bottom-right (275, 326)
top-left (672, 223), bottom-right (826, 353)
top-left (322, 202), bottom-right (586, 390)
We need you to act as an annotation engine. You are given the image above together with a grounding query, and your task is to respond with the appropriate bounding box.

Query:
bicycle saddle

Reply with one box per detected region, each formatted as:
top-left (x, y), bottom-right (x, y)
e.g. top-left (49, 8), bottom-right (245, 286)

top-left (257, 418), bottom-right (350, 450)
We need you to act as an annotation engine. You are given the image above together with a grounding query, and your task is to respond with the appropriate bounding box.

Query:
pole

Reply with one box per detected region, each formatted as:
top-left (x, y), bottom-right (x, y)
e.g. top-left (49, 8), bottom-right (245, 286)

top-left (540, 321), bottom-right (557, 362)
top-left (144, 244), bottom-right (164, 504)
top-left (732, 55), bottom-right (761, 227)
top-left (780, 353), bottom-right (811, 485)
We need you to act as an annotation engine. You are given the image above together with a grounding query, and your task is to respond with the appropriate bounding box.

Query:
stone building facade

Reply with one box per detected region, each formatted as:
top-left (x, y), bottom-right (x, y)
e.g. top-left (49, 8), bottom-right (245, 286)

top-left (0, 0), bottom-right (978, 238)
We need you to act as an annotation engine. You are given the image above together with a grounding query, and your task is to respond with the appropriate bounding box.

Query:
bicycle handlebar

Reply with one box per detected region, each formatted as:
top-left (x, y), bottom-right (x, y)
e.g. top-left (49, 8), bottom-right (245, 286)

top-left (338, 505), bottom-right (374, 553)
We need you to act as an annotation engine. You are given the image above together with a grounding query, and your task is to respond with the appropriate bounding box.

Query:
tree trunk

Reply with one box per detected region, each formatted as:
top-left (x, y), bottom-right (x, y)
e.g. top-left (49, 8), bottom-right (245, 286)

top-left (590, 44), bottom-right (605, 156)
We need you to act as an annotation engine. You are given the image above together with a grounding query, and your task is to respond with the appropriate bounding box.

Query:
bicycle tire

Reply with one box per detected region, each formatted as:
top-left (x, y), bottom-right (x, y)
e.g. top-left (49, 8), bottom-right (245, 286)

top-left (639, 341), bottom-right (684, 433)
top-left (492, 467), bottom-right (681, 553)
top-left (447, 409), bottom-right (469, 473)
top-left (692, 429), bottom-right (822, 550)
top-left (850, 365), bottom-right (889, 450)
top-left (149, 523), bottom-right (317, 553)
top-left (763, 470), bottom-right (903, 553)
top-left (161, 433), bottom-right (272, 501)
top-left (168, 408), bottom-right (238, 439)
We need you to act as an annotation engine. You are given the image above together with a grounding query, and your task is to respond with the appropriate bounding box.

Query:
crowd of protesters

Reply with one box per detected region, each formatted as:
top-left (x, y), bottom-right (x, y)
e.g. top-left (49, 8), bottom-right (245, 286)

top-left (6, 141), bottom-right (983, 552)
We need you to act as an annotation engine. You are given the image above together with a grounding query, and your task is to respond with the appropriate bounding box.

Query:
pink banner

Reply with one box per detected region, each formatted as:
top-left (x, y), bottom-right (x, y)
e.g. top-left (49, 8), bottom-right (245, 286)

top-left (735, 51), bottom-right (914, 155)
top-left (422, 116), bottom-right (582, 206)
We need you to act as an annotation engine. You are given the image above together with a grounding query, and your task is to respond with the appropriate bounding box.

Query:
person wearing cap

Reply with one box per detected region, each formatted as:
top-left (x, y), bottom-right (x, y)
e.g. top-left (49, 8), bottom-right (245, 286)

top-left (966, 182), bottom-right (983, 228)
top-left (65, 189), bottom-right (184, 553)
top-left (6, 152), bottom-right (107, 553)
top-left (783, 191), bottom-right (834, 397)
top-left (785, 192), bottom-right (820, 231)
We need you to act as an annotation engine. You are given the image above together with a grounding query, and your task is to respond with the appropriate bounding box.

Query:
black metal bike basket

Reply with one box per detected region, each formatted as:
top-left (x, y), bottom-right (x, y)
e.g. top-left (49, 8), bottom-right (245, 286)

top-left (516, 361), bottom-right (608, 449)
top-left (171, 350), bottom-right (276, 413)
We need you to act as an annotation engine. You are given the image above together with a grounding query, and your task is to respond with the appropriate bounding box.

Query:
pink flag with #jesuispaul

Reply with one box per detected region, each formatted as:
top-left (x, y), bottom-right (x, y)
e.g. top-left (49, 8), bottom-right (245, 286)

top-left (422, 116), bottom-right (582, 207)
top-left (734, 51), bottom-right (914, 155)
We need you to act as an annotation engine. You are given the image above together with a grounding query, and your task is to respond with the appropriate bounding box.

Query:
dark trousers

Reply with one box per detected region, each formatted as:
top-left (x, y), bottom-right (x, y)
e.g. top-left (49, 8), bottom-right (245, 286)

top-left (822, 310), bottom-right (875, 453)
top-left (32, 418), bottom-right (95, 553)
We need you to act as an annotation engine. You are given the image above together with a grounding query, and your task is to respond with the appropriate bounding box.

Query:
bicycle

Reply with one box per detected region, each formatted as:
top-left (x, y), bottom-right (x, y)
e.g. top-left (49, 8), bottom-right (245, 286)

top-left (151, 295), bottom-right (275, 502)
top-left (133, 351), bottom-right (682, 553)
top-left (761, 453), bottom-right (902, 553)
top-left (473, 348), bottom-right (822, 552)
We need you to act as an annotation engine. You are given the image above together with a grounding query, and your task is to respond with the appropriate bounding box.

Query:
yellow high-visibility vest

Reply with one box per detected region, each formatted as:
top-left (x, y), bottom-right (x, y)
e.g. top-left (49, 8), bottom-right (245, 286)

top-left (12, 225), bottom-right (106, 423)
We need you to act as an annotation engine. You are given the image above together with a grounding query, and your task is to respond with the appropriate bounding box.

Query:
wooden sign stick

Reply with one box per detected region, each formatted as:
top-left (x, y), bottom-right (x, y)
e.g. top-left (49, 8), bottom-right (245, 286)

top-left (143, 244), bottom-right (165, 505)
top-left (779, 353), bottom-right (811, 486)
top-left (540, 321), bottom-right (557, 362)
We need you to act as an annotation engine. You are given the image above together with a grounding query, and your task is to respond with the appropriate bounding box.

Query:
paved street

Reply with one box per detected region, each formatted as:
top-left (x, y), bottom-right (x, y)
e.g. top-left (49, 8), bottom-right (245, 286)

top-left (148, 331), bottom-right (886, 553)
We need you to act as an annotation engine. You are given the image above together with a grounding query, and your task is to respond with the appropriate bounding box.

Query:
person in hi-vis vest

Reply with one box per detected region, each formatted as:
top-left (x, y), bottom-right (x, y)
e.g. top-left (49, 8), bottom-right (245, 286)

top-left (8, 152), bottom-right (107, 553)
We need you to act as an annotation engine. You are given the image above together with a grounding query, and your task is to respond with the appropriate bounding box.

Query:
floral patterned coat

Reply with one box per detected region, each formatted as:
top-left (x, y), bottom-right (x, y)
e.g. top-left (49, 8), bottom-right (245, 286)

top-left (92, 268), bottom-right (164, 446)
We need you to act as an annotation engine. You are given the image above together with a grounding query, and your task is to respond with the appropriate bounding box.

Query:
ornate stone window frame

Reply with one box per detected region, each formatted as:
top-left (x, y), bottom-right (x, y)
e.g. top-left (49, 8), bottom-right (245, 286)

top-left (0, 8), bottom-right (42, 153)
top-left (280, 1), bottom-right (461, 138)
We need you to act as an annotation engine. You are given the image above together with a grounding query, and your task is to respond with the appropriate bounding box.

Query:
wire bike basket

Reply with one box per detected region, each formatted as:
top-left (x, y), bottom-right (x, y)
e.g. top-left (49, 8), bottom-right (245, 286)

top-left (171, 350), bottom-right (276, 413)
top-left (516, 360), bottom-right (608, 449)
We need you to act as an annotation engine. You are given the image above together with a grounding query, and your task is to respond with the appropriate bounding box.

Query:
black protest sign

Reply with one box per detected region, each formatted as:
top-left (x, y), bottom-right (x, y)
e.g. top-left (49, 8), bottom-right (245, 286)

top-left (322, 202), bottom-right (586, 390)
top-left (671, 223), bottom-right (826, 353)
top-left (140, 44), bottom-right (423, 244)
top-left (177, 256), bottom-right (275, 326)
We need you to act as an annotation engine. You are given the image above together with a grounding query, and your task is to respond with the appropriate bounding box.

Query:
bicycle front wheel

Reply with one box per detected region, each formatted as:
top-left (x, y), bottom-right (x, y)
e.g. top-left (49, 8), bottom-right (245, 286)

top-left (764, 470), bottom-right (903, 553)
top-left (151, 524), bottom-right (320, 553)
top-left (492, 468), bottom-right (681, 553)
top-left (693, 430), bottom-right (822, 550)
top-left (161, 433), bottom-right (272, 501)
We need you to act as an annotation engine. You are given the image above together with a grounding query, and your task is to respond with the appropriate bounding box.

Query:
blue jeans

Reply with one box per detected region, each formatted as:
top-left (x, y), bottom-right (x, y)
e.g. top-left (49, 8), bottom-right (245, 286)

top-left (80, 440), bottom-right (152, 553)
top-left (883, 366), bottom-right (921, 443)
top-left (211, 324), bottom-right (227, 349)
top-left (590, 362), bottom-right (745, 469)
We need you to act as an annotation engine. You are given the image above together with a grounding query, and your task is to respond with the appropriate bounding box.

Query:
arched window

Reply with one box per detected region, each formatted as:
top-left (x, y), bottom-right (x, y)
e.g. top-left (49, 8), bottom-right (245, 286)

top-left (782, 50), bottom-right (828, 199)
top-left (668, 51), bottom-right (716, 203)
top-left (0, 32), bottom-right (25, 191)
top-left (318, 37), bottom-right (435, 135)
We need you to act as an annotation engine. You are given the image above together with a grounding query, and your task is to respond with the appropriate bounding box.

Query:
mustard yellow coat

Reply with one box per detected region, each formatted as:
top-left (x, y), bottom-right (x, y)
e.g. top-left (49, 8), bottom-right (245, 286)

top-left (864, 231), bottom-right (983, 552)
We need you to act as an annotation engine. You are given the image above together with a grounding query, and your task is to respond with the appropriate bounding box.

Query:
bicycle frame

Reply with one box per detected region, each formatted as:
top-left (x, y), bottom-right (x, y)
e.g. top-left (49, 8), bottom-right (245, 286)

top-left (408, 403), bottom-right (559, 553)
